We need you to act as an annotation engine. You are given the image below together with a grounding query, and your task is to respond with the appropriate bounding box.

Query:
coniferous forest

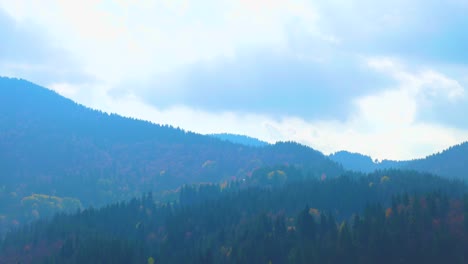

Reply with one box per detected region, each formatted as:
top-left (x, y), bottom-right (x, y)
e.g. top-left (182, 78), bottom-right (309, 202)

top-left (2, 168), bottom-right (468, 263)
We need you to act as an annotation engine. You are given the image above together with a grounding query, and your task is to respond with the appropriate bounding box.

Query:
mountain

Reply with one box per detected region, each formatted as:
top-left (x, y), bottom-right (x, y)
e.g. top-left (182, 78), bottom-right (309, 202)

top-left (405, 142), bottom-right (468, 179)
top-left (2, 76), bottom-right (468, 239)
top-left (330, 144), bottom-right (468, 179)
top-left (0, 77), bottom-right (343, 231)
top-left (213, 134), bottom-right (468, 179)
top-left (329, 151), bottom-right (379, 173)
top-left (210, 133), bottom-right (269, 147)
top-left (2, 76), bottom-right (468, 263)
top-left (329, 151), bottom-right (405, 173)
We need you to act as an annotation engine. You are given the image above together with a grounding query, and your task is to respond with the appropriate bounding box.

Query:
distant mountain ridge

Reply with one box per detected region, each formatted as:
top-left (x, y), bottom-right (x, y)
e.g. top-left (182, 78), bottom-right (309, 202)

top-left (404, 142), bottom-right (468, 179)
top-left (207, 133), bottom-right (468, 179)
top-left (329, 144), bottom-right (468, 179)
top-left (328, 151), bottom-right (405, 173)
top-left (210, 133), bottom-right (269, 147)
top-left (210, 134), bottom-right (468, 179)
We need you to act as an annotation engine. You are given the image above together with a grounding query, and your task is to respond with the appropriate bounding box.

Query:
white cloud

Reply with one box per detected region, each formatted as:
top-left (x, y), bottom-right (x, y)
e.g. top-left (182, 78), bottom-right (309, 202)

top-left (52, 57), bottom-right (468, 161)
top-left (2, 0), bottom-right (468, 161)
top-left (0, 0), bottom-right (325, 84)
top-left (366, 56), bottom-right (464, 104)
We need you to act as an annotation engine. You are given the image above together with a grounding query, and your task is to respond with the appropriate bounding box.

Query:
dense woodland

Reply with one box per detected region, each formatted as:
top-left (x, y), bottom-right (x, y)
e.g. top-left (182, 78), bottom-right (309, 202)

top-left (1, 169), bottom-right (467, 263)
top-left (2, 77), bottom-right (468, 263)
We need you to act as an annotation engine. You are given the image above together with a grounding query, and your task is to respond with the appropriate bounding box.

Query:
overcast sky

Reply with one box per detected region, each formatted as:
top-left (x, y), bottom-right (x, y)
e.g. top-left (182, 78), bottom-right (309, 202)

top-left (1, 0), bottom-right (468, 160)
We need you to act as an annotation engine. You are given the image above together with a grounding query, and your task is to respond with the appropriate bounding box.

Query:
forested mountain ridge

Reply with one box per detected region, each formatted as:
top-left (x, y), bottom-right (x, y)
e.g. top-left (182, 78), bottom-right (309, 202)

top-left (209, 132), bottom-right (468, 179)
top-left (405, 142), bottom-right (468, 179)
top-left (329, 143), bottom-right (468, 179)
top-left (210, 133), bottom-right (269, 147)
top-left (0, 77), bottom-right (343, 233)
top-left (329, 151), bottom-right (405, 173)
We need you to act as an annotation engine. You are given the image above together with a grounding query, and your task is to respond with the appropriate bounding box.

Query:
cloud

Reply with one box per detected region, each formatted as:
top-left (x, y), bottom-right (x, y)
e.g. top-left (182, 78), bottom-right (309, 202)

top-left (0, 8), bottom-right (92, 85)
top-left (0, 0), bottom-right (325, 82)
top-left (86, 86), bottom-right (468, 161)
top-left (365, 57), bottom-right (468, 129)
top-left (1, 0), bottom-right (468, 160)
top-left (314, 0), bottom-right (468, 64)
top-left (367, 57), bottom-right (464, 103)
top-left (109, 51), bottom-right (395, 121)
top-left (71, 57), bottom-right (468, 161)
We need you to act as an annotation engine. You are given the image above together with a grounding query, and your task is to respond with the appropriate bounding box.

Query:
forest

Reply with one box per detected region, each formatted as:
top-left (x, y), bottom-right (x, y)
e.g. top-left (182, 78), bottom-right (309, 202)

top-left (1, 168), bottom-right (467, 263)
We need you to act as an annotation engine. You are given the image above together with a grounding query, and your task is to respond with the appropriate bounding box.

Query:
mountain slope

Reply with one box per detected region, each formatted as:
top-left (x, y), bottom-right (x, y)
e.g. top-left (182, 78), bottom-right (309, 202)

top-left (330, 144), bottom-right (468, 179)
top-left (405, 142), bottom-right (468, 179)
top-left (210, 133), bottom-right (269, 147)
top-left (0, 77), bottom-right (343, 228)
top-left (329, 151), bottom-right (379, 173)
top-left (329, 151), bottom-right (405, 173)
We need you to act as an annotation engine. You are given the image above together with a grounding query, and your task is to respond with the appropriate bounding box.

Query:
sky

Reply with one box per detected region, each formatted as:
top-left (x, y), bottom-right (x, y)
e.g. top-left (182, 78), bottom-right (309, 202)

top-left (1, 0), bottom-right (468, 160)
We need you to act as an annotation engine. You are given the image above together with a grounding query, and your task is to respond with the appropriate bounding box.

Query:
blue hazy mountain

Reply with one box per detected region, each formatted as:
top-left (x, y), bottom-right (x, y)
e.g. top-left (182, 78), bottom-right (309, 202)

top-left (210, 133), bottom-right (269, 147)
top-left (329, 145), bottom-right (468, 179)
top-left (0, 77), bottom-right (343, 229)
top-left (329, 151), bottom-right (405, 173)
top-left (404, 142), bottom-right (468, 178)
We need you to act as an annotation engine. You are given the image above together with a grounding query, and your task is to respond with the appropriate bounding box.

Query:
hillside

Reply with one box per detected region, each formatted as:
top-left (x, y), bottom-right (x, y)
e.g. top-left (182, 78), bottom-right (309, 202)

top-left (329, 151), bottom-right (405, 173)
top-left (405, 142), bottom-right (468, 179)
top-left (210, 133), bottom-right (269, 147)
top-left (329, 145), bottom-right (468, 179)
top-left (0, 77), bottom-right (343, 231)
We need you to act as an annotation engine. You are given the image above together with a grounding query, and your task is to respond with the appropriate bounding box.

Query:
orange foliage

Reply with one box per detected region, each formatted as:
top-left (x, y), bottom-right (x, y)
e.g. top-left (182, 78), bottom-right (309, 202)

top-left (309, 208), bottom-right (320, 217)
top-left (321, 173), bottom-right (327, 181)
top-left (397, 204), bottom-right (406, 214)
top-left (385, 208), bottom-right (393, 218)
